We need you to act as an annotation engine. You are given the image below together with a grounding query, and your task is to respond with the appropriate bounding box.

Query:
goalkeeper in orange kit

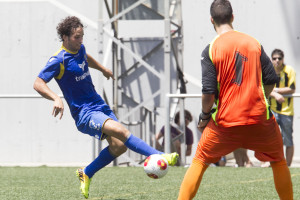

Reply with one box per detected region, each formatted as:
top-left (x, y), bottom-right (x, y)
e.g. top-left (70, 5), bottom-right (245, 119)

top-left (177, 0), bottom-right (293, 199)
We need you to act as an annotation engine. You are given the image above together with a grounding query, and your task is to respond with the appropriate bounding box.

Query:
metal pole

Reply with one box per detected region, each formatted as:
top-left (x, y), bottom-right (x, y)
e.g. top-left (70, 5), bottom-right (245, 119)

top-left (166, 93), bottom-right (300, 98)
top-left (165, 95), bottom-right (171, 153)
top-left (96, 0), bottom-right (105, 159)
top-left (177, 0), bottom-right (186, 165)
top-left (112, 0), bottom-right (118, 166)
top-left (164, 0), bottom-right (171, 154)
top-left (1, 93), bottom-right (299, 99)
top-left (179, 98), bottom-right (186, 165)
top-left (112, 0), bottom-right (119, 115)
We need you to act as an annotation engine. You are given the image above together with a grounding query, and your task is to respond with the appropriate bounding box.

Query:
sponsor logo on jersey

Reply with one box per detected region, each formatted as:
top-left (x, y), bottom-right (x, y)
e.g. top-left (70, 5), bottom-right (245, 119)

top-left (75, 71), bottom-right (90, 81)
top-left (78, 61), bottom-right (86, 71)
top-left (89, 119), bottom-right (100, 131)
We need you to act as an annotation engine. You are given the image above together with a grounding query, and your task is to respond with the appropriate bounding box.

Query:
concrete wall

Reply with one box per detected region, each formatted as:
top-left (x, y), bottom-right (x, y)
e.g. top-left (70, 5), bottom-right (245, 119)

top-left (0, 0), bottom-right (299, 166)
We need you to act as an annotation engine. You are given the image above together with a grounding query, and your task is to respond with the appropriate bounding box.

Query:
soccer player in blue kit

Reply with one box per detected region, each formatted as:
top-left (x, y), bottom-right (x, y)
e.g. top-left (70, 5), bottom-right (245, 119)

top-left (33, 16), bottom-right (178, 199)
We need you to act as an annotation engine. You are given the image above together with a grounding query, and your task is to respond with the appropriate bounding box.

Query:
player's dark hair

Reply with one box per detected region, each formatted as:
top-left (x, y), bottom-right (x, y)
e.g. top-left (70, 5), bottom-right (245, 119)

top-left (174, 110), bottom-right (193, 124)
top-left (210, 0), bottom-right (233, 25)
top-left (271, 49), bottom-right (284, 58)
top-left (56, 16), bottom-right (83, 41)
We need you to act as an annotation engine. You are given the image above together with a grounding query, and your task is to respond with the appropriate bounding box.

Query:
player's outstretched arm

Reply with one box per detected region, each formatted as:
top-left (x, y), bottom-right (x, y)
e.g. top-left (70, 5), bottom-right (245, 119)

top-left (33, 77), bottom-right (64, 119)
top-left (87, 53), bottom-right (115, 80)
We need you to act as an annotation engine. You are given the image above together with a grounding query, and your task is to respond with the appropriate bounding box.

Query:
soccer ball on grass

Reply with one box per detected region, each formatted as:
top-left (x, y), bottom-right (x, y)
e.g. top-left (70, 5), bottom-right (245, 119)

top-left (144, 154), bottom-right (169, 179)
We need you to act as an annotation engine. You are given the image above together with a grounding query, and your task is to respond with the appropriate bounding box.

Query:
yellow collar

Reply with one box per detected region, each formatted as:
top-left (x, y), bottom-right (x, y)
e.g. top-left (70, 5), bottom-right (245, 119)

top-left (61, 45), bottom-right (78, 54)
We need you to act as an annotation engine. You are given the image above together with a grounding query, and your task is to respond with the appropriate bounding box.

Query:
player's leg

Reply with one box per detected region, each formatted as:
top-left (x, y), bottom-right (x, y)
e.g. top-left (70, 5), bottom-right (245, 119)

top-left (79, 110), bottom-right (165, 158)
top-left (234, 148), bottom-right (252, 167)
top-left (286, 146), bottom-right (294, 166)
top-left (280, 114), bottom-right (294, 166)
top-left (103, 119), bottom-right (178, 165)
top-left (76, 112), bottom-right (126, 198)
top-left (177, 159), bottom-right (209, 200)
top-left (271, 116), bottom-right (293, 199)
top-left (248, 117), bottom-right (293, 199)
top-left (270, 159), bottom-right (293, 200)
top-left (84, 136), bottom-right (126, 178)
top-left (233, 148), bottom-right (245, 167)
top-left (244, 149), bottom-right (253, 168)
top-left (103, 119), bottom-right (161, 155)
top-left (218, 156), bottom-right (226, 166)
top-left (76, 136), bottom-right (126, 199)
top-left (178, 120), bottom-right (238, 199)
top-left (259, 112), bottom-right (282, 168)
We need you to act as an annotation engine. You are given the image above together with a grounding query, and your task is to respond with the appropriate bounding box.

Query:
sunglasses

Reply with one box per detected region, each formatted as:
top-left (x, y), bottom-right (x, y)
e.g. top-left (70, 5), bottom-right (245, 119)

top-left (272, 57), bottom-right (282, 61)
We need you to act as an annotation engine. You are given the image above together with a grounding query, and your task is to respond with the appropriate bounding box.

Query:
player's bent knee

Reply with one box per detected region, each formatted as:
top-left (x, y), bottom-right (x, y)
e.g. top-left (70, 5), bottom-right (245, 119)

top-left (270, 159), bottom-right (287, 167)
top-left (108, 121), bottom-right (130, 140)
top-left (109, 143), bottom-right (127, 157)
top-left (118, 127), bottom-right (130, 138)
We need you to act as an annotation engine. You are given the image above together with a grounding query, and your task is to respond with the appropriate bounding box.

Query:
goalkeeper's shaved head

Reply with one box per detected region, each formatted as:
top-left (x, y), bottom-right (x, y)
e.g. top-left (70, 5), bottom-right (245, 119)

top-left (210, 0), bottom-right (233, 25)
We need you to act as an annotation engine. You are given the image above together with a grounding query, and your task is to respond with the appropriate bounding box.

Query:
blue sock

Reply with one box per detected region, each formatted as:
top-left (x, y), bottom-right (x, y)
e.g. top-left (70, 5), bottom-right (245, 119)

top-left (124, 134), bottom-right (163, 156)
top-left (84, 146), bottom-right (115, 178)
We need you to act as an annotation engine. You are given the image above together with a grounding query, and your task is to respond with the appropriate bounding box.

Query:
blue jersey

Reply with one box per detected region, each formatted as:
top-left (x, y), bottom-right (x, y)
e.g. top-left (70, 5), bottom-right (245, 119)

top-left (38, 44), bottom-right (104, 122)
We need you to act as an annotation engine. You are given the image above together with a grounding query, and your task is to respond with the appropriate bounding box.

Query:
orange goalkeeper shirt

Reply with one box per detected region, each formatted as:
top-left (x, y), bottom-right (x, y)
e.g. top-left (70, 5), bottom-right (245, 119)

top-left (201, 30), bottom-right (279, 127)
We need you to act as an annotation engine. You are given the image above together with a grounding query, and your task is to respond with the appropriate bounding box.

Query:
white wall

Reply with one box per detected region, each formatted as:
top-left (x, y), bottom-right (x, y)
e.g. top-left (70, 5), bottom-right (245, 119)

top-left (1, 0), bottom-right (299, 166)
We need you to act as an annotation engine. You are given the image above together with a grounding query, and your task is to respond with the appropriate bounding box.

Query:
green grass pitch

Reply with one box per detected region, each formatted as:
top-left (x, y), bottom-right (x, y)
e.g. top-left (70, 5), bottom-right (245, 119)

top-left (1, 166), bottom-right (299, 200)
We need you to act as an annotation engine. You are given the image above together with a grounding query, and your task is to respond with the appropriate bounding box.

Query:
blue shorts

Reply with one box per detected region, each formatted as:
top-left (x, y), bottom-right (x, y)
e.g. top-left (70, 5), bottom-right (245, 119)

top-left (76, 103), bottom-right (118, 140)
top-left (273, 112), bottom-right (294, 147)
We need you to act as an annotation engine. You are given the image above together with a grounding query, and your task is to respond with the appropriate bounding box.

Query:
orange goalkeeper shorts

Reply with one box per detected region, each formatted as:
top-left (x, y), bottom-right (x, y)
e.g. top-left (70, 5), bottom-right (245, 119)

top-left (194, 117), bottom-right (284, 164)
